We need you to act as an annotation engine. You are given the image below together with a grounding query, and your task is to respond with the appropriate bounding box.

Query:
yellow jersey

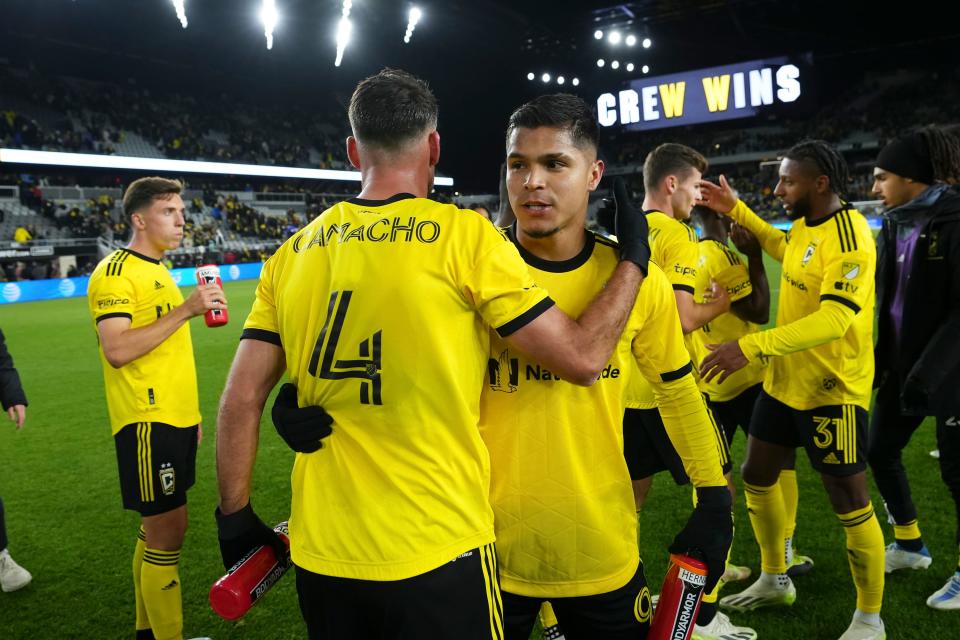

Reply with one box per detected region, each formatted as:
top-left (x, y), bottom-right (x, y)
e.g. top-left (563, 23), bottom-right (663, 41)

top-left (480, 229), bottom-right (724, 598)
top-left (626, 210), bottom-right (700, 409)
top-left (728, 201), bottom-right (876, 410)
top-left (87, 248), bottom-right (201, 435)
top-left (693, 239), bottom-right (766, 402)
top-left (243, 194), bottom-right (552, 581)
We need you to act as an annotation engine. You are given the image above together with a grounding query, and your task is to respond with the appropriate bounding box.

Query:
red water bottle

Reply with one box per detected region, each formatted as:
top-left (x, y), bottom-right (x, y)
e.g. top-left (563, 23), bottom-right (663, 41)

top-left (209, 521), bottom-right (291, 620)
top-left (195, 264), bottom-right (229, 327)
top-left (648, 554), bottom-right (708, 640)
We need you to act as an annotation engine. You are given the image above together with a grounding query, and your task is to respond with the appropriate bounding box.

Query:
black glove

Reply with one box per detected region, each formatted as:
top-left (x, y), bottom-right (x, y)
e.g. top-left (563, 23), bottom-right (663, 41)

top-left (215, 502), bottom-right (289, 571)
top-left (599, 178), bottom-right (650, 275)
top-left (271, 382), bottom-right (333, 453)
top-left (668, 486), bottom-right (733, 593)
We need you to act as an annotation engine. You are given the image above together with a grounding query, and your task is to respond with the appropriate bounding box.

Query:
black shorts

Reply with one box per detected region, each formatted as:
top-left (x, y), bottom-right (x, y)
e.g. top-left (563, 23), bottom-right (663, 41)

top-left (295, 543), bottom-right (504, 640)
top-left (623, 405), bottom-right (732, 483)
top-left (501, 561), bottom-right (650, 640)
top-left (114, 422), bottom-right (197, 516)
top-left (749, 390), bottom-right (868, 476)
top-left (708, 383), bottom-right (763, 447)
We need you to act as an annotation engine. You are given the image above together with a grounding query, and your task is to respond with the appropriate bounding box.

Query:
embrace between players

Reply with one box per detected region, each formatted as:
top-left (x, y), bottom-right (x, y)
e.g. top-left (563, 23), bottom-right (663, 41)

top-left (87, 68), bottom-right (960, 640)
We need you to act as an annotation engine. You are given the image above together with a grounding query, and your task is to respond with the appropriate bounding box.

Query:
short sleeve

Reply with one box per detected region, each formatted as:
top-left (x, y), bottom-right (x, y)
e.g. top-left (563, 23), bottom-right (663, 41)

top-left (241, 251), bottom-right (282, 345)
top-left (630, 268), bottom-right (693, 383)
top-left (657, 223), bottom-right (700, 295)
top-left (462, 226), bottom-right (554, 337)
top-left (88, 271), bottom-right (137, 323)
top-left (714, 262), bottom-right (753, 303)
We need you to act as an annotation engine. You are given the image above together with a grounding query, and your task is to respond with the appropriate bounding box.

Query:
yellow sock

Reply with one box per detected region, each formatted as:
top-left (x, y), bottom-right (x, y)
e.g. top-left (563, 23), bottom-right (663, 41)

top-left (744, 482), bottom-right (786, 574)
top-left (893, 519), bottom-right (922, 542)
top-left (539, 600), bottom-right (559, 628)
top-left (837, 504), bottom-right (885, 614)
top-left (133, 527), bottom-right (150, 633)
top-left (141, 547), bottom-right (183, 640)
top-left (779, 470), bottom-right (799, 541)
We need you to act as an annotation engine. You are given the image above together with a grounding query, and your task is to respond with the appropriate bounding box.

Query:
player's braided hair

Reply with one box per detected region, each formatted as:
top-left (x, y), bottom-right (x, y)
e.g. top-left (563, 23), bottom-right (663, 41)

top-left (918, 125), bottom-right (960, 184)
top-left (784, 139), bottom-right (850, 197)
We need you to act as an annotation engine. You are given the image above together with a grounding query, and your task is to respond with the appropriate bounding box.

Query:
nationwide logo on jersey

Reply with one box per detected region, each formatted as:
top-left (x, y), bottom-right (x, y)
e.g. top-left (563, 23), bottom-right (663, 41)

top-left (801, 242), bottom-right (817, 267)
top-left (841, 262), bottom-right (861, 280)
top-left (488, 350), bottom-right (519, 393)
top-left (159, 462), bottom-right (176, 496)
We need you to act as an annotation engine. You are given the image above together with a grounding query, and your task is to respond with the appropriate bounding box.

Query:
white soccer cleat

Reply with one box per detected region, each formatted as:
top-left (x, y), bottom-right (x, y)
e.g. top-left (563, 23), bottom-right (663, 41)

top-left (0, 550), bottom-right (32, 592)
top-left (721, 563), bottom-right (752, 584)
top-left (927, 572), bottom-right (960, 610)
top-left (884, 542), bottom-right (932, 573)
top-left (692, 611), bottom-right (757, 640)
top-left (838, 616), bottom-right (885, 640)
top-left (719, 575), bottom-right (796, 612)
top-left (930, 449), bottom-right (941, 459)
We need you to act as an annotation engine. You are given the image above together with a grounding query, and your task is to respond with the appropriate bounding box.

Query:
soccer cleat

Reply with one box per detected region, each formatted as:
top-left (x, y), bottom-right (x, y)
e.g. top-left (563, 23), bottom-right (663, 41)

top-left (884, 542), bottom-right (932, 573)
top-left (838, 617), bottom-right (885, 640)
top-left (930, 449), bottom-right (941, 459)
top-left (721, 563), bottom-right (752, 584)
top-left (719, 575), bottom-right (796, 612)
top-left (926, 572), bottom-right (960, 610)
top-left (786, 553), bottom-right (814, 578)
top-left (0, 550), bottom-right (32, 592)
top-left (692, 611), bottom-right (757, 640)
top-left (541, 624), bottom-right (565, 640)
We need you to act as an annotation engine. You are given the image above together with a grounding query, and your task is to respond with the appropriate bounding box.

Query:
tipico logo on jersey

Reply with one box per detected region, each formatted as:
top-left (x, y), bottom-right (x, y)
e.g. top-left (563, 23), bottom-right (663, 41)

top-left (2, 282), bottom-right (21, 302)
top-left (228, 265), bottom-right (241, 280)
top-left (58, 278), bottom-right (76, 297)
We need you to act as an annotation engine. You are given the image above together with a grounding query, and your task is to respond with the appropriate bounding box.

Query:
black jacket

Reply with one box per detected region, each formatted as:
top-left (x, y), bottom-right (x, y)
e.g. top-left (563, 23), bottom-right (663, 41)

top-left (0, 328), bottom-right (28, 410)
top-left (875, 183), bottom-right (960, 415)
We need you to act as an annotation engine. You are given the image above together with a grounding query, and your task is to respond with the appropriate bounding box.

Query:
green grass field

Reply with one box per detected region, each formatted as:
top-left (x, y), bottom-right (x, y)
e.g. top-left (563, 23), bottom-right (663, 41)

top-left (0, 265), bottom-right (955, 639)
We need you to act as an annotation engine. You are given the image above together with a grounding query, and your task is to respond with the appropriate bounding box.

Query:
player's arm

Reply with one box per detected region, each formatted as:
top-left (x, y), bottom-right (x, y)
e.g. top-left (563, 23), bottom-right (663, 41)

top-left (0, 329), bottom-right (27, 429)
top-left (505, 261), bottom-right (643, 386)
top-left (674, 287), bottom-right (730, 335)
top-left (700, 175), bottom-right (787, 262)
top-left (216, 338), bottom-right (286, 514)
top-left (728, 224), bottom-right (770, 325)
top-left (97, 283), bottom-right (226, 368)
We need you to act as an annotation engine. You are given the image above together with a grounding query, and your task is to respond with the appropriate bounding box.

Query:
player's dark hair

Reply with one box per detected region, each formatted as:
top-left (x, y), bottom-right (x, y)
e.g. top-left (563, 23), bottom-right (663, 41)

top-left (506, 94), bottom-right (599, 152)
top-left (642, 143), bottom-right (708, 192)
top-left (122, 177), bottom-right (183, 218)
top-left (348, 68), bottom-right (438, 152)
top-left (784, 139), bottom-right (850, 197)
top-left (919, 125), bottom-right (960, 184)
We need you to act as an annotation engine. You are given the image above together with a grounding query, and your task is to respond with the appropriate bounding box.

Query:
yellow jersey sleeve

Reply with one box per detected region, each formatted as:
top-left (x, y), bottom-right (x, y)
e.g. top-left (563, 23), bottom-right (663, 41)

top-left (817, 224), bottom-right (875, 315)
top-left (630, 269), bottom-right (693, 384)
top-left (704, 242), bottom-right (752, 303)
top-left (88, 263), bottom-right (137, 323)
top-left (242, 250), bottom-right (281, 343)
top-left (648, 211), bottom-right (700, 294)
top-left (728, 200), bottom-right (787, 262)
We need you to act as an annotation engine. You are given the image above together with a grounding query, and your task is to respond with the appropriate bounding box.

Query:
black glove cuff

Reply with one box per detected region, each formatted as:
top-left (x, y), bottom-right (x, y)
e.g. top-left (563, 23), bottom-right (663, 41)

top-left (215, 502), bottom-right (258, 539)
top-left (695, 486), bottom-right (732, 510)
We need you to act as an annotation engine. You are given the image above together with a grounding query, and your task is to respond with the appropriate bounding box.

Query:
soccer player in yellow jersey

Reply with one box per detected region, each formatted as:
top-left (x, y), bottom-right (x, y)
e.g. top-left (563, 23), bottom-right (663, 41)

top-left (699, 140), bottom-right (885, 640)
top-left (690, 205), bottom-right (814, 579)
top-left (87, 177), bottom-right (225, 640)
top-left (214, 70), bottom-right (650, 640)
top-left (479, 93), bottom-right (732, 640)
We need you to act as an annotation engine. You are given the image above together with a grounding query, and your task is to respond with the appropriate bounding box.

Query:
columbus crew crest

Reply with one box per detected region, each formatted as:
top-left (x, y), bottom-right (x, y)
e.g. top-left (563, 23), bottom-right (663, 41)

top-left (159, 463), bottom-right (176, 496)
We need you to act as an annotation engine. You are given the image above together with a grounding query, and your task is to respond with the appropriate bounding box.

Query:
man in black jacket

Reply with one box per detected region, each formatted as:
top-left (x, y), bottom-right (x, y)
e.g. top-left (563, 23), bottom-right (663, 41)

top-left (867, 126), bottom-right (960, 610)
top-left (0, 328), bottom-right (31, 592)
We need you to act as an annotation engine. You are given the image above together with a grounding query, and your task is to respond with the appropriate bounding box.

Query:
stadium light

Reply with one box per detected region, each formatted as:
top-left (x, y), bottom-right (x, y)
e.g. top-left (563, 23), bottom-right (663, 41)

top-left (626, 62), bottom-right (634, 72)
top-left (171, 0), bottom-right (188, 28)
top-left (335, 0), bottom-right (353, 67)
top-left (596, 58), bottom-right (605, 67)
top-left (608, 30), bottom-right (621, 45)
top-left (404, 6), bottom-right (422, 44)
top-left (541, 73), bottom-right (551, 83)
top-left (642, 37), bottom-right (652, 48)
top-left (527, 72), bottom-right (535, 80)
top-left (594, 30), bottom-right (603, 40)
top-left (572, 77), bottom-right (580, 86)
top-left (625, 34), bottom-right (636, 46)
top-left (261, 0), bottom-right (278, 50)
top-left (642, 64), bottom-right (649, 73)
top-left (557, 76), bottom-right (565, 85)
top-left (611, 60), bottom-right (619, 69)
top-left (0, 148), bottom-right (456, 186)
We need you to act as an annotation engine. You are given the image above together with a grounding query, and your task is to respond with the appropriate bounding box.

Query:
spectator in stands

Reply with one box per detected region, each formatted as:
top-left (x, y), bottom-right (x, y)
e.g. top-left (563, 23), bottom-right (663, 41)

top-left (12, 226), bottom-right (31, 244)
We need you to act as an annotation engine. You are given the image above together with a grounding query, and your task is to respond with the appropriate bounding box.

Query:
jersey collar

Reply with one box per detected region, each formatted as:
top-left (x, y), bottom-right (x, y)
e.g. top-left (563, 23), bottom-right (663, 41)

top-left (507, 224), bottom-right (595, 273)
top-left (805, 202), bottom-right (852, 227)
top-left (123, 248), bottom-right (161, 264)
top-left (347, 193), bottom-right (417, 207)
